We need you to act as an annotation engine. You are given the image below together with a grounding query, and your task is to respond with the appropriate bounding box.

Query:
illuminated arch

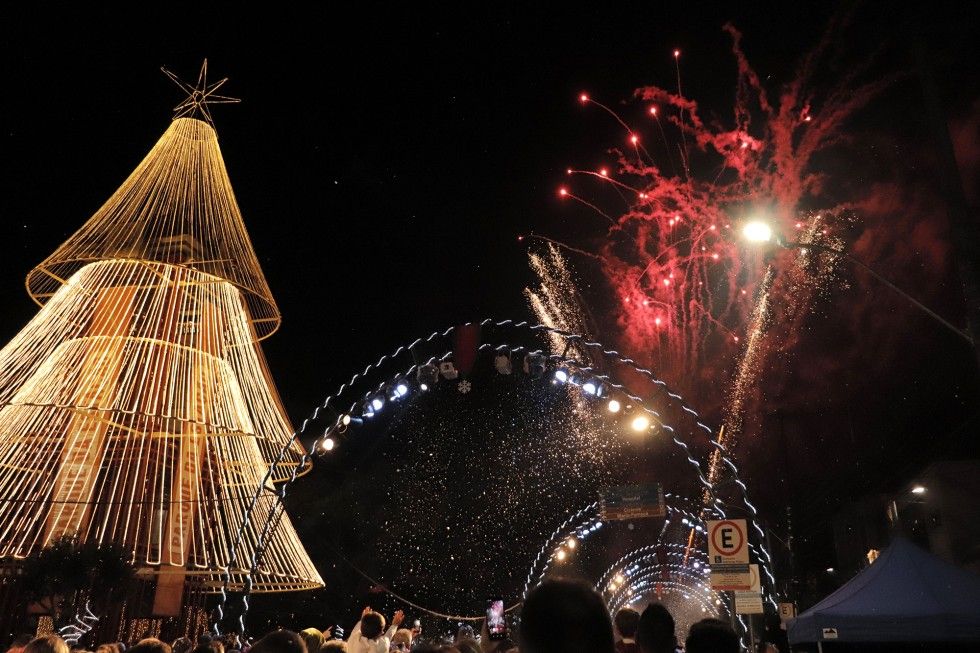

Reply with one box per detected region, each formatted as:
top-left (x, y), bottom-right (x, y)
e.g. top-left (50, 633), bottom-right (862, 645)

top-left (600, 542), bottom-right (751, 642)
top-left (609, 572), bottom-right (724, 616)
top-left (610, 579), bottom-right (723, 619)
top-left (215, 320), bottom-right (776, 633)
top-left (524, 492), bottom-right (727, 600)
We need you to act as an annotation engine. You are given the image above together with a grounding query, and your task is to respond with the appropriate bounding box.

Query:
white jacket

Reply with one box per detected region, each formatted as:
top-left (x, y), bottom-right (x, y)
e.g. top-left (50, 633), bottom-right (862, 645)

top-left (346, 619), bottom-right (397, 653)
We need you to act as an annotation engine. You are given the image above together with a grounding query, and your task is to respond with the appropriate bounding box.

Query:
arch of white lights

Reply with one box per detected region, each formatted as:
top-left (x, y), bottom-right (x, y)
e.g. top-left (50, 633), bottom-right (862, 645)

top-left (524, 492), bottom-right (728, 600)
top-left (608, 570), bottom-right (725, 616)
top-left (594, 498), bottom-right (775, 604)
top-left (610, 578), bottom-right (724, 618)
top-left (215, 319), bottom-right (776, 635)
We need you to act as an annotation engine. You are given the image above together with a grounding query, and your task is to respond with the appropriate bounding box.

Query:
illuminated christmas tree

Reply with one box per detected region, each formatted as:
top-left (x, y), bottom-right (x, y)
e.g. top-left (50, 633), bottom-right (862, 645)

top-left (0, 63), bottom-right (322, 624)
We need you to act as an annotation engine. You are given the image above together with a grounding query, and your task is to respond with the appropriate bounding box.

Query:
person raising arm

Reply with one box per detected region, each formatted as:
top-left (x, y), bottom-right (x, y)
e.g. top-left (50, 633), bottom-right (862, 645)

top-left (347, 607), bottom-right (404, 653)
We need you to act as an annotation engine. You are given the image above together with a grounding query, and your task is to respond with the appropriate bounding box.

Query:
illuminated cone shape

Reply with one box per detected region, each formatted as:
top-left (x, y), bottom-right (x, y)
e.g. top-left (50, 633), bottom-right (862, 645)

top-left (28, 117), bottom-right (281, 340)
top-left (0, 117), bottom-right (322, 610)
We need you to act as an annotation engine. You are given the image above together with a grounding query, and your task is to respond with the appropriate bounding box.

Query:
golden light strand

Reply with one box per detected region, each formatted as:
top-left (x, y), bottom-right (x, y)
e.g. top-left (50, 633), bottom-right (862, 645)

top-left (0, 117), bottom-right (321, 594)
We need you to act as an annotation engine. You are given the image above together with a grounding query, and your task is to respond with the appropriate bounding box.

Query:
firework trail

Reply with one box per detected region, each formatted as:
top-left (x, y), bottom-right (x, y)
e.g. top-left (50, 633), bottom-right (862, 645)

top-left (525, 243), bottom-right (600, 363)
top-left (710, 264), bottom-right (776, 488)
top-left (711, 210), bottom-right (852, 481)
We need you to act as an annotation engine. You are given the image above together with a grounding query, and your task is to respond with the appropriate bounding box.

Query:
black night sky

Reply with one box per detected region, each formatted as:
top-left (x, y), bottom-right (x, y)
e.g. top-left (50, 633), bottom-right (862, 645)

top-left (2, 1), bottom-right (980, 632)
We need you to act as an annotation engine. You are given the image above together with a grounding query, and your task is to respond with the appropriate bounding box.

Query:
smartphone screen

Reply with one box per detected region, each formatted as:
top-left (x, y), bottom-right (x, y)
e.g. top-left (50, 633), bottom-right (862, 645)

top-left (486, 597), bottom-right (507, 640)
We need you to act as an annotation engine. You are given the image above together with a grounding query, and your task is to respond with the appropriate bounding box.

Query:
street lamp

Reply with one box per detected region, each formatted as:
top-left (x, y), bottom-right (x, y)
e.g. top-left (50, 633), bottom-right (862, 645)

top-left (631, 415), bottom-right (651, 432)
top-left (742, 220), bottom-right (774, 244)
top-left (742, 222), bottom-right (973, 345)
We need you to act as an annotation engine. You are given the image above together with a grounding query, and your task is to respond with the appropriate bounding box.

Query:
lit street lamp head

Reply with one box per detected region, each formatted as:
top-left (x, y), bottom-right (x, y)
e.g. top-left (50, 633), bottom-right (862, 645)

top-left (742, 220), bottom-right (774, 243)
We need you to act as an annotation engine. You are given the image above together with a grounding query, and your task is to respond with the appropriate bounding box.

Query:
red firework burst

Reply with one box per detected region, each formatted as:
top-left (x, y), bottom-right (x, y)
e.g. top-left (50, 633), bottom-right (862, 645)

top-left (557, 19), bottom-right (894, 388)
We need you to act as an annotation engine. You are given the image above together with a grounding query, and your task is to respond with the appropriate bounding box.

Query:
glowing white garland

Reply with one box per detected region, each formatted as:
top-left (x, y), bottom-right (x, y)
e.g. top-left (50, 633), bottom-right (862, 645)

top-left (58, 602), bottom-right (99, 645)
top-left (0, 116), bottom-right (319, 596)
top-left (216, 320), bottom-right (777, 634)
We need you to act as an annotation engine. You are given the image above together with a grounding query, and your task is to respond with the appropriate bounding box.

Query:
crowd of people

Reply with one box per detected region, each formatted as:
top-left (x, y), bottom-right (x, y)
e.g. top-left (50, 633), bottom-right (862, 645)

top-left (4, 579), bottom-right (769, 653)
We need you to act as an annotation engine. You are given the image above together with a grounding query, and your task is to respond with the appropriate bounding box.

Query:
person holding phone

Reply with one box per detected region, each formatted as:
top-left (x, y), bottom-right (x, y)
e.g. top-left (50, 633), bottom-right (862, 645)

top-left (486, 599), bottom-right (507, 639)
top-left (480, 621), bottom-right (516, 653)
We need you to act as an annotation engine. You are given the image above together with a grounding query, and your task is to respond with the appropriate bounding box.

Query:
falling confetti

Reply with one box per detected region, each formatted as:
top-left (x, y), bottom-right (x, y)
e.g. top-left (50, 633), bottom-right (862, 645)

top-left (321, 373), bottom-right (632, 618)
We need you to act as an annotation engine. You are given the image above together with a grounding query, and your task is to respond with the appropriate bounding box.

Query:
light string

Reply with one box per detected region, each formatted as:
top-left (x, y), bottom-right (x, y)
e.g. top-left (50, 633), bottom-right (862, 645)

top-left (226, 340), bottom-right (722, 631)
top-left (58, 602), bottom-right (100, 645)
top-left (523, 512), bottom-right (604, 600)
top-left (215, 319), bottom-right (776, 634)
top-left (609, 580), bottom-right (720, 617)
top-left (0, 259), bottom-right (318, 593)
top-left (329, 544), bottom-right (521, 622)
top-left (607, 569), bottom-right (724, 615)
top-left (528, 493), bottom-right (712, 598)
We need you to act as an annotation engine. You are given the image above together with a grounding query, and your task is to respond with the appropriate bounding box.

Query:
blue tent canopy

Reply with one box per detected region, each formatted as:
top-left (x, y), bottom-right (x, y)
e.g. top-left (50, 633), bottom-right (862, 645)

top-left (788, 537), bottom-right (980, 644)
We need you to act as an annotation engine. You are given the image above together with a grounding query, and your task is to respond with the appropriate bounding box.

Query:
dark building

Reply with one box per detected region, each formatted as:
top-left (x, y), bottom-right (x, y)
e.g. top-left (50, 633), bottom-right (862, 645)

top-left (887, 460), bottom-right (980, 573)
top-left (831, 460), bottom-right (980, 577)
top-left (832, 493), bottom-right (890, 577)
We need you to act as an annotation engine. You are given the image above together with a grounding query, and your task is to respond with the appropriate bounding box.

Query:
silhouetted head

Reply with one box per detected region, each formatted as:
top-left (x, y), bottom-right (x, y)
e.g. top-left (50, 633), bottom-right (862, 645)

top-left (685, 618), bottom-right (738, 653)
top-left (636, 603), bottom-right (675, 653)
top-left (297, 629), bottom-right (323, 653)
top-left (360, 613), bottom-right (385, 640)
top-left (24, 636), bottom-right (68, 653)
top-left (614, 607), bottom-right (640, 639)
top-left (128, 640), bottom-right (171, 653)
top-left (248, 630), bottom-right (306, 653)
top-left (519, 578), bottom-right (615, 653)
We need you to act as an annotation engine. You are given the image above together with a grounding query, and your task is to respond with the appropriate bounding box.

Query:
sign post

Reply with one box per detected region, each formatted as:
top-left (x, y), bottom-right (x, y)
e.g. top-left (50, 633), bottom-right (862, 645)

top-left (707, 518), bottom-right (759, 647)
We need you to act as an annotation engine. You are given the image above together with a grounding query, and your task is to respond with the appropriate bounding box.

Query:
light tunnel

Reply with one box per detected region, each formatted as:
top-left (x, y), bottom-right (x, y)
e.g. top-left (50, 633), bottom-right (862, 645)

top-left (214, 320), bottom-right (777, 635)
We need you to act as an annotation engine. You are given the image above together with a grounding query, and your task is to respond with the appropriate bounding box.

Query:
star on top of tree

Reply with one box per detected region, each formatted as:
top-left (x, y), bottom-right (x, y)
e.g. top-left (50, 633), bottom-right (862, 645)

top-left (161, 59), bottom-right (240, 126)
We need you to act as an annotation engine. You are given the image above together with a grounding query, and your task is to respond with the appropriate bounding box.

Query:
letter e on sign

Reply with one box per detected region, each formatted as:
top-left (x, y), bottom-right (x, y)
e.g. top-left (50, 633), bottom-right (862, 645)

top-left (707, 519), bottom-right (749, 565)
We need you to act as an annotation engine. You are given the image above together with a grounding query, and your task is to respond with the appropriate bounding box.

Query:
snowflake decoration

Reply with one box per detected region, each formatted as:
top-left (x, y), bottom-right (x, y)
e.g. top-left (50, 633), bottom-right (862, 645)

top-left (458, 380), bottom-right (472, 394)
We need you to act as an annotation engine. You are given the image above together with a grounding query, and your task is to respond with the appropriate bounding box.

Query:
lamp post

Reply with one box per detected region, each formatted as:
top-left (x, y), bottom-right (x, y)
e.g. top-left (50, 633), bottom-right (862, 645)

top-left (741, 220), bottom-right (974, 346)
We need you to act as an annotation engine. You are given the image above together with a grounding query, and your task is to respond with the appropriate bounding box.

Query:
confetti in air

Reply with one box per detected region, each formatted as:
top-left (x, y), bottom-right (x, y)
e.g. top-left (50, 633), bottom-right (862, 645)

top-left (322, 376), bottom-right (631, 618)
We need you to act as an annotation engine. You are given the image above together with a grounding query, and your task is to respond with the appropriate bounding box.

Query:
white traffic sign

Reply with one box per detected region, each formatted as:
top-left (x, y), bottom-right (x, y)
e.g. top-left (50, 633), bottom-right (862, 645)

top-left (747, 564), bottom-right (761, 592)
top-left (735, 591), bottom-right (764, 614)
top-left (707, 519), bottom-right (749, 565)
top-left (734, 565), bottom-right (763, 614)
top-left (778, 602), bottom-right (797, 628)
top-left (710, 561), bottom-right (758, 591)
top-left (710, 568), bottom-right (750, 591)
